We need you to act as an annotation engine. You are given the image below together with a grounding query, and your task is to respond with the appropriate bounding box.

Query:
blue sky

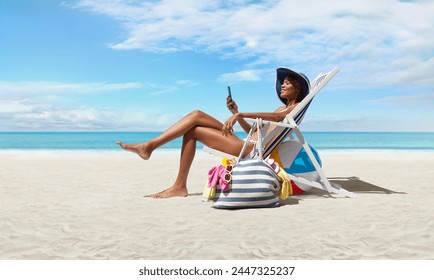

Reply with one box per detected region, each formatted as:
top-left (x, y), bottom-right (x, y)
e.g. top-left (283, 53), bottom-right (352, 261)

top-left (1, 0), bottom-right (433, 132)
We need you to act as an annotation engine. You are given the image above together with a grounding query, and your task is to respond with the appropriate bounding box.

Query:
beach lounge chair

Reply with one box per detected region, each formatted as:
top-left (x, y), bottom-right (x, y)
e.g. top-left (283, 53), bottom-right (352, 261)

top-left (204, 67), bottom-right (355, 198)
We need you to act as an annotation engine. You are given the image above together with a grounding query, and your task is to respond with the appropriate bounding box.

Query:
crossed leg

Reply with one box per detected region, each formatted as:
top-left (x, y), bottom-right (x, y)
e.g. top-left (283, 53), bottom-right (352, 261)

top-left (116, 110), bottom-right (252, 198)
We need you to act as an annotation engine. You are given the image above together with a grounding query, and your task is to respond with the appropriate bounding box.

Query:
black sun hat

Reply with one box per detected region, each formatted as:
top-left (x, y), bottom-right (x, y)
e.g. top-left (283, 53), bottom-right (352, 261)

top-left (275, 67), bottom-right (310, 105)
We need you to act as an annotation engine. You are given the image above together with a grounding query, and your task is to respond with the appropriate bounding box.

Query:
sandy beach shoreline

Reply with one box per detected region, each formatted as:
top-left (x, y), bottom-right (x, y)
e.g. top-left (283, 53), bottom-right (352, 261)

top-left (1, 149), bottom-right (433, 259)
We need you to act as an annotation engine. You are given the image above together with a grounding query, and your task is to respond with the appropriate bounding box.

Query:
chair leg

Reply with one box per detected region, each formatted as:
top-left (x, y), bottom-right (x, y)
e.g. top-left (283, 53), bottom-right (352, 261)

top-left (293, 128), bottom-right (355, 198)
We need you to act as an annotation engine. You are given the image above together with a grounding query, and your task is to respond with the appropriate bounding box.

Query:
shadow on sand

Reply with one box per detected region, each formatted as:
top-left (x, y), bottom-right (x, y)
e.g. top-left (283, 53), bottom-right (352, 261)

top-left (279, 176), bottom-right (406, 206)
top-left (329, 176), bottom-right (405, 194)
top-left (186, 176), bottom-right (405, 207)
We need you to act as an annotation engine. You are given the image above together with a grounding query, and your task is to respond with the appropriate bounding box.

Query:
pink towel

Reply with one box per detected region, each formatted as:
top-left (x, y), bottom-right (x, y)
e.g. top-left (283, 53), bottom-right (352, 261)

top-left (207, 165), bottom-right (230, 191)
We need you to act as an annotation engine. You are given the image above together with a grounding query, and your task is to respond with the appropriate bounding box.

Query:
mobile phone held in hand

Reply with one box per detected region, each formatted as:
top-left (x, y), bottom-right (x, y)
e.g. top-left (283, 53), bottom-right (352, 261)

top-left (227, 86), bottom-right (234, 109)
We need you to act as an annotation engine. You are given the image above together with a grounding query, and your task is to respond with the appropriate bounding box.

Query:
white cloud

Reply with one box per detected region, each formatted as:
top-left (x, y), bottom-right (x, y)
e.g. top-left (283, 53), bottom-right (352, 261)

top-left (218, 69), bottom-right (264, 83)
top-left (146, 79), bottom-right (198, 95)
top-left (0, 99), bottom-right (182, 131)
top-left (0, 79), bottom-right (196, 131)
top-left (301, 113), bottom-right (434, 132)
top-left (70, 0), bottom-right (434, 89)
top-left (0, 79), bottom-right (197, 100)
top-left (175, 80), bottom-right (198, 87)
top-left (362, 93), bottom-right (434, 108)
top-left (0, 81), bottom-right (143, 95)
top-left (0, 100), bottom-right (34, 114)
top-left (302, 114), bottom-right (367, 132)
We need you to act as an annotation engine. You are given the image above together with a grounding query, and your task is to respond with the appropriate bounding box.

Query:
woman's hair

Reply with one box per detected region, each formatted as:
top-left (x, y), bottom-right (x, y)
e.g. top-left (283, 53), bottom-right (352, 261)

top-left (285, 75), bottom-right (302, 102)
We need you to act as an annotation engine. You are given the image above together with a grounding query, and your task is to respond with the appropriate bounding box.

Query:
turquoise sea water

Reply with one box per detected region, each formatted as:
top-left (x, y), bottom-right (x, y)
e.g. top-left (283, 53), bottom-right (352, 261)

top-left (1, 132), bottom-right (434, 151)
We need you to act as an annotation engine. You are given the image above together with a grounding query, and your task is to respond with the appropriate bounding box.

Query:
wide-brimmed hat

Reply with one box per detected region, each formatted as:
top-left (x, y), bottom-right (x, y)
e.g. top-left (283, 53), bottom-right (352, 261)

top-left (275, 67), bottom-right (310, 105)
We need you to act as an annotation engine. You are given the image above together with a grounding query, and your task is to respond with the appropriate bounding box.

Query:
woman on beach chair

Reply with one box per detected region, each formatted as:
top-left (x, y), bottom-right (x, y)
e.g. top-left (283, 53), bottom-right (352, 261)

top-left (116, 68), bottom-right (310, 198)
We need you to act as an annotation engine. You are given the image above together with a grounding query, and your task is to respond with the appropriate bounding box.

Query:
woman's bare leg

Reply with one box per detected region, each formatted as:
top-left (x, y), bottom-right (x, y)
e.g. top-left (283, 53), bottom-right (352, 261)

top-left (150, 128), bottom-right (197, 198)
top-left (116, 110), bottom-right (223, 160)
top-left (150, 126), bottom-right (253, 198)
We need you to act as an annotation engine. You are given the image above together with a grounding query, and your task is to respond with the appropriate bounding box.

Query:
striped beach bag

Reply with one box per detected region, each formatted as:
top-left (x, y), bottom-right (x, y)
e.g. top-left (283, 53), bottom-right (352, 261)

top-left (213, 119), bottom-right (281, 209)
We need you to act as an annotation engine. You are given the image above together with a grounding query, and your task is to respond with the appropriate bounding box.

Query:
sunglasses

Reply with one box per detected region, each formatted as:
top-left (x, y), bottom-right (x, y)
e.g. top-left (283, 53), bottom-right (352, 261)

top-left (223, 164), bottom-right (233, 183)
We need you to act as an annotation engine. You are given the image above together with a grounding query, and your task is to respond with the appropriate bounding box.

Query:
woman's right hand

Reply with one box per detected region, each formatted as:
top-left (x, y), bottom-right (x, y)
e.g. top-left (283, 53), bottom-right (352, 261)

top-left (226, 96), bottom-right (238, 114)
top-left (222, 113), bottom-right (239, 136)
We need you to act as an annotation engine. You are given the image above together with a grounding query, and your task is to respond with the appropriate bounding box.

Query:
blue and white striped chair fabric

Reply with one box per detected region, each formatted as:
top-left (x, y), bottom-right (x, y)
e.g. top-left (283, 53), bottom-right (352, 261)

top-left (261, 71), bottom-right (329, 159)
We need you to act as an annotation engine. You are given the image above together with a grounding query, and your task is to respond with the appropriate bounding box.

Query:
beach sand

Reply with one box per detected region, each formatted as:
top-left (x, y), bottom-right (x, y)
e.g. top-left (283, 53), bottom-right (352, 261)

top-left (1, 150), bottom-right (434, 260)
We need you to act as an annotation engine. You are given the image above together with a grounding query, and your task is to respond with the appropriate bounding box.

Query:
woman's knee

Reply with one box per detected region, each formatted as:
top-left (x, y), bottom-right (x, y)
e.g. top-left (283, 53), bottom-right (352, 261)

top-left (187, 110), bottom-right (206, 119)
top-left (185, 110), bottom-right (221, 130)
top-left (184, 127), bottom-right (196, 139)
top-left (186, 110), bottom-right (211, 127)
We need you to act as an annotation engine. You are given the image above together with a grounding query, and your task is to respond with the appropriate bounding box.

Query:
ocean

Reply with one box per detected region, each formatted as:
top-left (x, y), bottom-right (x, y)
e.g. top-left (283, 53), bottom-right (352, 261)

top-left (1, 132), bottom-right (434, 151)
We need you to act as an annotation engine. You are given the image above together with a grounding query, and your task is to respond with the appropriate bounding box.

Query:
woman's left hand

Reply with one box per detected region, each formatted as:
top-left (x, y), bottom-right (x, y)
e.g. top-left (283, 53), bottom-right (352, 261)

top-left (222, 113), bottom-right (239, 136)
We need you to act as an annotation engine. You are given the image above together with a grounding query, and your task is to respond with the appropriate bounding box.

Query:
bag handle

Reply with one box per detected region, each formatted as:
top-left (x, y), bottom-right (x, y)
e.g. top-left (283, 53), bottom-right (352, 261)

top-left (236, 118), bottom-right (263, 164)
top-left (256, 118), bottom-right (264, 159)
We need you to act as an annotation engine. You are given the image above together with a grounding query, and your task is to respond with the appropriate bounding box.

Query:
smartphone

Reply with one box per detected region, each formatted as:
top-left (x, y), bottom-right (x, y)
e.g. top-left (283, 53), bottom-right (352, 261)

top-left (227, 86), bottom-right (234, 109)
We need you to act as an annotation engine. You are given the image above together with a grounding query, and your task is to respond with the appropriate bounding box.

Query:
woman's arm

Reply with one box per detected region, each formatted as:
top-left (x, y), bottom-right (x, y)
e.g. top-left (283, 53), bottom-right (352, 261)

top-left (226, 96), bottom-right (252, 133)
top-left (222, 104), bottom-right (297, 136)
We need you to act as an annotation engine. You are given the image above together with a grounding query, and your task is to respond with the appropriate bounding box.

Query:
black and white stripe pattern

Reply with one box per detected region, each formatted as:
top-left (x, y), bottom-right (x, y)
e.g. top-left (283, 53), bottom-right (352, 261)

top-left (262, 72), bottom-right (330, 158)
top-left (213, 159), bottom-right (281, 209)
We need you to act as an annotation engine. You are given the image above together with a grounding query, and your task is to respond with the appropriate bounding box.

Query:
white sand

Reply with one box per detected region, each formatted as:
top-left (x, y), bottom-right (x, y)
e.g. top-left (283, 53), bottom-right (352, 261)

top-left (1, 150), bottom-right (434, 260)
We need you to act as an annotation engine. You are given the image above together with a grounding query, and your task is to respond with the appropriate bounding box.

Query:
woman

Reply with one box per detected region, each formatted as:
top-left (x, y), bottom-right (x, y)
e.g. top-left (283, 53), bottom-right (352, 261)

top-left (116, 67), bottom-right (310, 198)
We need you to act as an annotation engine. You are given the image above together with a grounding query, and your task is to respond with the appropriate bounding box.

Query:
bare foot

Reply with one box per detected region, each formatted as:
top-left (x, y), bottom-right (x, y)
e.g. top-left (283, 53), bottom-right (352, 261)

top-left (115, 141), bottom-right (152, 160)
top-left (150, 186), bottom-right (188, 198)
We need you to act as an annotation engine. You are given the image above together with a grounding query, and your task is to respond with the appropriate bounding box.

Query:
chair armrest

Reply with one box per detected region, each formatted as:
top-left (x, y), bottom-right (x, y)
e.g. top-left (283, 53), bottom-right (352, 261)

top-left (243, 118), bottom-right (298, 129)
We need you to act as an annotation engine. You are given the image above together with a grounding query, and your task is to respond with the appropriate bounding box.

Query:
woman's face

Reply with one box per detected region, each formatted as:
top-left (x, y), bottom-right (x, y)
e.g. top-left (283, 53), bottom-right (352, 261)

top-left (280, 78), bottom-right (298, 103)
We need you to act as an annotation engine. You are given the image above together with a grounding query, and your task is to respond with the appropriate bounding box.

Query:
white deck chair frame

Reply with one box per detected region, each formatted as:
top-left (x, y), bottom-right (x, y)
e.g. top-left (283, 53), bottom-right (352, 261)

top-left (204, 67), bottom-right (355, 198)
